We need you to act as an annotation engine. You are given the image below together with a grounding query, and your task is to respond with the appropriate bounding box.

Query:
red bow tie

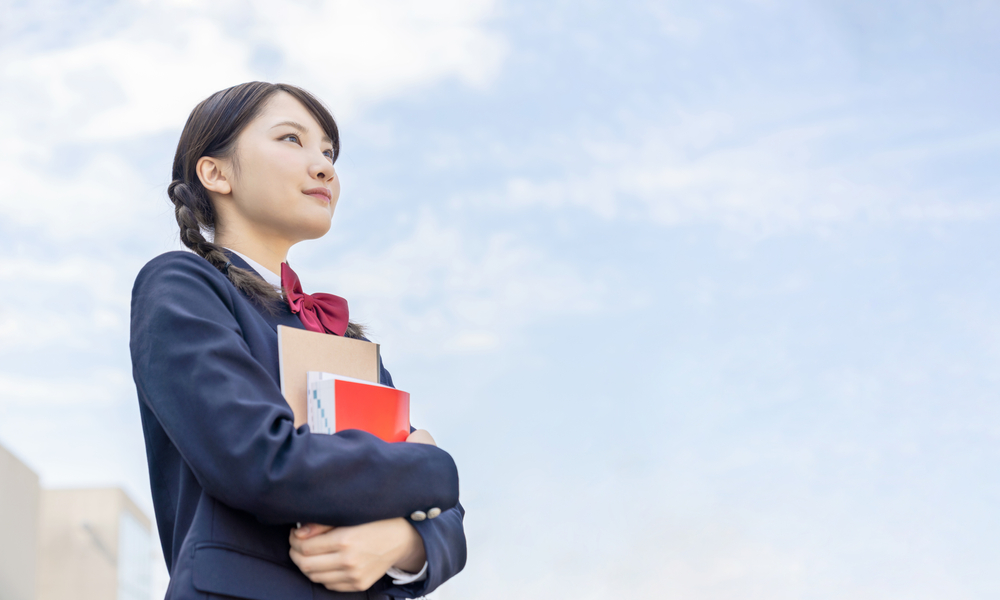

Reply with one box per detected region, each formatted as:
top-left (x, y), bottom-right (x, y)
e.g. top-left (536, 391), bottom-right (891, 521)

top-left (281, 263), bottom-right (349, 336)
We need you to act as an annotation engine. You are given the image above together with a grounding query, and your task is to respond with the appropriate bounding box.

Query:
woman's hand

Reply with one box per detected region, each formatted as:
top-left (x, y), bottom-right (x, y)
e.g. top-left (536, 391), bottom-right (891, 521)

top-left (288, 430), bottom-right (436, 591)
top-left (290, 519), bottom-right (427, 592)
top-left (406, 428), bottom-right (436, 446)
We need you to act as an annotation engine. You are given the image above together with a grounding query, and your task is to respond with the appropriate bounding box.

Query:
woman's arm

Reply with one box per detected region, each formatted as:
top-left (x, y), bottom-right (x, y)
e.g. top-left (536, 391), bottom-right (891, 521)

top-left (130, 253), bottom-right (460, 525)
top-left (288, 504), bottom-right (467, 596)
top-left (287, 518), bottom-right (423, 592)
top-left (289, 430), bottom-right (467, 596)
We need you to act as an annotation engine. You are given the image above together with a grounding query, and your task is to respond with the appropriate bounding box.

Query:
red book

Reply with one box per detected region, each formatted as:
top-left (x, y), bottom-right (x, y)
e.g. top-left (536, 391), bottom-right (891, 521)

top-left (306, 372), bottom-right (410, 443)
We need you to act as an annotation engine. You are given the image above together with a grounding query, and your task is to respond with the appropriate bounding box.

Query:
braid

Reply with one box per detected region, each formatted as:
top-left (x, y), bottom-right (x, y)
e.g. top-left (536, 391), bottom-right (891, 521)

top-left (168, 180), bottom-right (282, 312)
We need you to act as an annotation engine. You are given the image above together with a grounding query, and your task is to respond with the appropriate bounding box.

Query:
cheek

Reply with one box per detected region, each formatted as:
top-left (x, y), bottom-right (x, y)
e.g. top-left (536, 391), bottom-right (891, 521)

top-left (331, 174), bottom-right (341, 199)
top-left (250, 161), bottom-right (299, 214)
top-left (243, 176), bottom-right (283, 219)
top-left (231, 152), bottom-right (285, 211)
top-left (329, 177), bottom-right (342, 211)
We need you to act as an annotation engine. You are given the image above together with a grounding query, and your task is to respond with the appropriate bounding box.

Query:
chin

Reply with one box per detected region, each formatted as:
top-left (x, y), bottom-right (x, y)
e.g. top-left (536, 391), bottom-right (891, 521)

top-left (297, 214), bottom-right (334, 241)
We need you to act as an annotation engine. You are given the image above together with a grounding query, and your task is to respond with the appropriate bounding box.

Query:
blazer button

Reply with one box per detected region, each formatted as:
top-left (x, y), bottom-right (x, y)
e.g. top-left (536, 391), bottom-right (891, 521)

top-left (427, 507), bottom-right (441, 519)
top-left (410, 510), bottom-right (427, 521)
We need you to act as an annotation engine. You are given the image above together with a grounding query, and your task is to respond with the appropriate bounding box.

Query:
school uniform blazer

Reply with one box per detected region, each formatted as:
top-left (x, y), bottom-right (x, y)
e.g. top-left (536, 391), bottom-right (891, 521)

top-left (130, 251), bottom-right (467, 600)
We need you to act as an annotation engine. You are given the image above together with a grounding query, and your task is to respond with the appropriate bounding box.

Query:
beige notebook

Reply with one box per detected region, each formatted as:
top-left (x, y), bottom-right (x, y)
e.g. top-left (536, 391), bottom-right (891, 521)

top-left (277, 325), bottom-right (380, 427)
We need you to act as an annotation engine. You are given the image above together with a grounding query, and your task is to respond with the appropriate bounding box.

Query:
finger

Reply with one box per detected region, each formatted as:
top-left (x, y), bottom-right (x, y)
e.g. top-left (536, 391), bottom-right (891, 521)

top-left (288, 529), bottom-right (316, 553)
top-left (406, 429), bottom-right (434, 443)
top-left (290, 553), bottom-right (373, 593)
top-left (293, 523), bottom-right (334, 539)
top-left (289, 547), bottom-right (347, 577)
top-left (290, 529), bottom-right (344, 555)
top-left (406, 429), bottom-right (437, 446)
top-left (288, 525), bottom-right (343, 554)
top-left (319, 570), bottom-right (381, 593)
top-left (325, 579), bottom-right (371, 593)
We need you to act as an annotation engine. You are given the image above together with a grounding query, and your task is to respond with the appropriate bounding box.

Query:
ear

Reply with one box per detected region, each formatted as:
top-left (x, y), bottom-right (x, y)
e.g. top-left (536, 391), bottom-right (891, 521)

top-left (196, 156), bottom-right (233, 196)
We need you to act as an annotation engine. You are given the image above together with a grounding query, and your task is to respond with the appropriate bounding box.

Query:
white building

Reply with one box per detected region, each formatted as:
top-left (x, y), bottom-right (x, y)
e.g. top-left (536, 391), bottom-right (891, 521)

top-left (36, 488), bottom-right (153, 600)
top-left (0, 443), bottom-right (40, 600)
top-left (0, 441), bottom-right (153, 600)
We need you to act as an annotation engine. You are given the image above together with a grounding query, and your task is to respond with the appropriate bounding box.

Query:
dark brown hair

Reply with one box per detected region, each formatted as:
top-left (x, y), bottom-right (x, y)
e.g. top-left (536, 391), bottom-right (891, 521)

top-left (169, 82), bottom-right (362, 337)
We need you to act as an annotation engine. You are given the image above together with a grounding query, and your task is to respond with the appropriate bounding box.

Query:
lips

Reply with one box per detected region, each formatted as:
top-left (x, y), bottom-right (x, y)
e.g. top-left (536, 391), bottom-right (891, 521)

top-left (303, 187), bottom-right (332, 203)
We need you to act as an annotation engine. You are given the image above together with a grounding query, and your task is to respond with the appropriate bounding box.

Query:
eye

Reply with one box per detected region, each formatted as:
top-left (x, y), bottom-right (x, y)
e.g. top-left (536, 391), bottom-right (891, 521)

top-left (281, 133), bottom-right (301, 144)
top-left (323, 149), bottom-right (334, 162)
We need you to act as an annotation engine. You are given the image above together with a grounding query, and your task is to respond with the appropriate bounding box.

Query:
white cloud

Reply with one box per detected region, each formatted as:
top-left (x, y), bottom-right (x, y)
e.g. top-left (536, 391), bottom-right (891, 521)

top-left (0, 367), bottom-right (133, 408)
top-left (0, 0), bottom-right (506, 242)
top-left (443, 91), bottom-right (998, 234)
top-left (1, 0), bottom-right (504, 143)
top-left (2, 15), bottom-right (255, 143)
top-left (0, 149), bottom-right (169, 243)
top-left (0, 255), bottom-right (133, 352)
top-left (485, 117), bottom-right (1000, 233)
top-left (246, 0), bottom-right (506, 116)
top-left (298, 214), bottom-right (604, 357)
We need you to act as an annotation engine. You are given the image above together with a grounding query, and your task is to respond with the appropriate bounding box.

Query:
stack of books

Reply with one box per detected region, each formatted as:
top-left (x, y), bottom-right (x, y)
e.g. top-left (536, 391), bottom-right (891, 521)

top-left (278, 325), bottom-right (409, 443)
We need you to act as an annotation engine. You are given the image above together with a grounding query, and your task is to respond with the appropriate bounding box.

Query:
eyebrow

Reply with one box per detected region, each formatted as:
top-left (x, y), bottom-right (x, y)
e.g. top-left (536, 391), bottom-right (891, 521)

top-left (270, 120), bottom-right (333, 144)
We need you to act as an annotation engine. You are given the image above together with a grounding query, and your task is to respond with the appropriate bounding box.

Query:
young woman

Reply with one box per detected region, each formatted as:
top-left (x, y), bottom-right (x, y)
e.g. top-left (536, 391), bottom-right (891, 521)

top-left (130, 82), bottom-right (466, 600)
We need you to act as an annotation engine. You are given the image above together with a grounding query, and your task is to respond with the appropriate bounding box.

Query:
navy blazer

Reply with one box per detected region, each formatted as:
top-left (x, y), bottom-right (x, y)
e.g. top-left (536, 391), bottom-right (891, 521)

top-left (130, 251), bottom-right (466, 599)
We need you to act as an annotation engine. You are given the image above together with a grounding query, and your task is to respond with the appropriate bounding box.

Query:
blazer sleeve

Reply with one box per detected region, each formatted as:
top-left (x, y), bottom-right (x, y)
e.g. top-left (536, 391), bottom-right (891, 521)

top-left (129, 253), bottom-right (460, 526)
top-left (387, 502), bottom-right (467, 598)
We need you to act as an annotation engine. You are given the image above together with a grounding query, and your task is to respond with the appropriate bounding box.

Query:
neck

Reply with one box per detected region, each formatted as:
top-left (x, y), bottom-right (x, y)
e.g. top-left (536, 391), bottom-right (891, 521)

top-left (214, 230), bottom-right (290, 276)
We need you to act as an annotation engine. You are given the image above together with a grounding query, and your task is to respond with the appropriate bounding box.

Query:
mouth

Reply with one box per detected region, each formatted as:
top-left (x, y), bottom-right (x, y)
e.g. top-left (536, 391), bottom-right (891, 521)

top-left (303, 187), bottom-right (332, 204)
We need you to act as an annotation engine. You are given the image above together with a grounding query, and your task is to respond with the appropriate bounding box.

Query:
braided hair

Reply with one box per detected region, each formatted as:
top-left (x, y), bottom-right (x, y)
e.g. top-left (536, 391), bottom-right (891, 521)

top-left (169, 82), bottom-right (363, 337)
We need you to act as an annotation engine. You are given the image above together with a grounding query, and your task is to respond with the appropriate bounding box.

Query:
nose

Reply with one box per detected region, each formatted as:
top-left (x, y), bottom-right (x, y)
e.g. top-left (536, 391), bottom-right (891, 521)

top-left (308, 155), bottom-right (336, 182)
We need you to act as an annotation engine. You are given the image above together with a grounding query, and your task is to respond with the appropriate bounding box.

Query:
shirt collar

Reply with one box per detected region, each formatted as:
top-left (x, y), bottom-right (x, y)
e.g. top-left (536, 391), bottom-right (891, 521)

top-left (224, 248), bottom-right (282, 289)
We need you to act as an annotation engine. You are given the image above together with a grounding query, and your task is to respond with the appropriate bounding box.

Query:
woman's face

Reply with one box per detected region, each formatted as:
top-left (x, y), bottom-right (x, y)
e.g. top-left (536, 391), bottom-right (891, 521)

top-left (219, 92), bottom-right (340, 244)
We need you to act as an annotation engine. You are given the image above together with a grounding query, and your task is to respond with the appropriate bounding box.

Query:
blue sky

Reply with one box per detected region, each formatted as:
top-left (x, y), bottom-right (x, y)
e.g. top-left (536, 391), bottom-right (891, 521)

top-left (1, 1), bottom-right (999, 597)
